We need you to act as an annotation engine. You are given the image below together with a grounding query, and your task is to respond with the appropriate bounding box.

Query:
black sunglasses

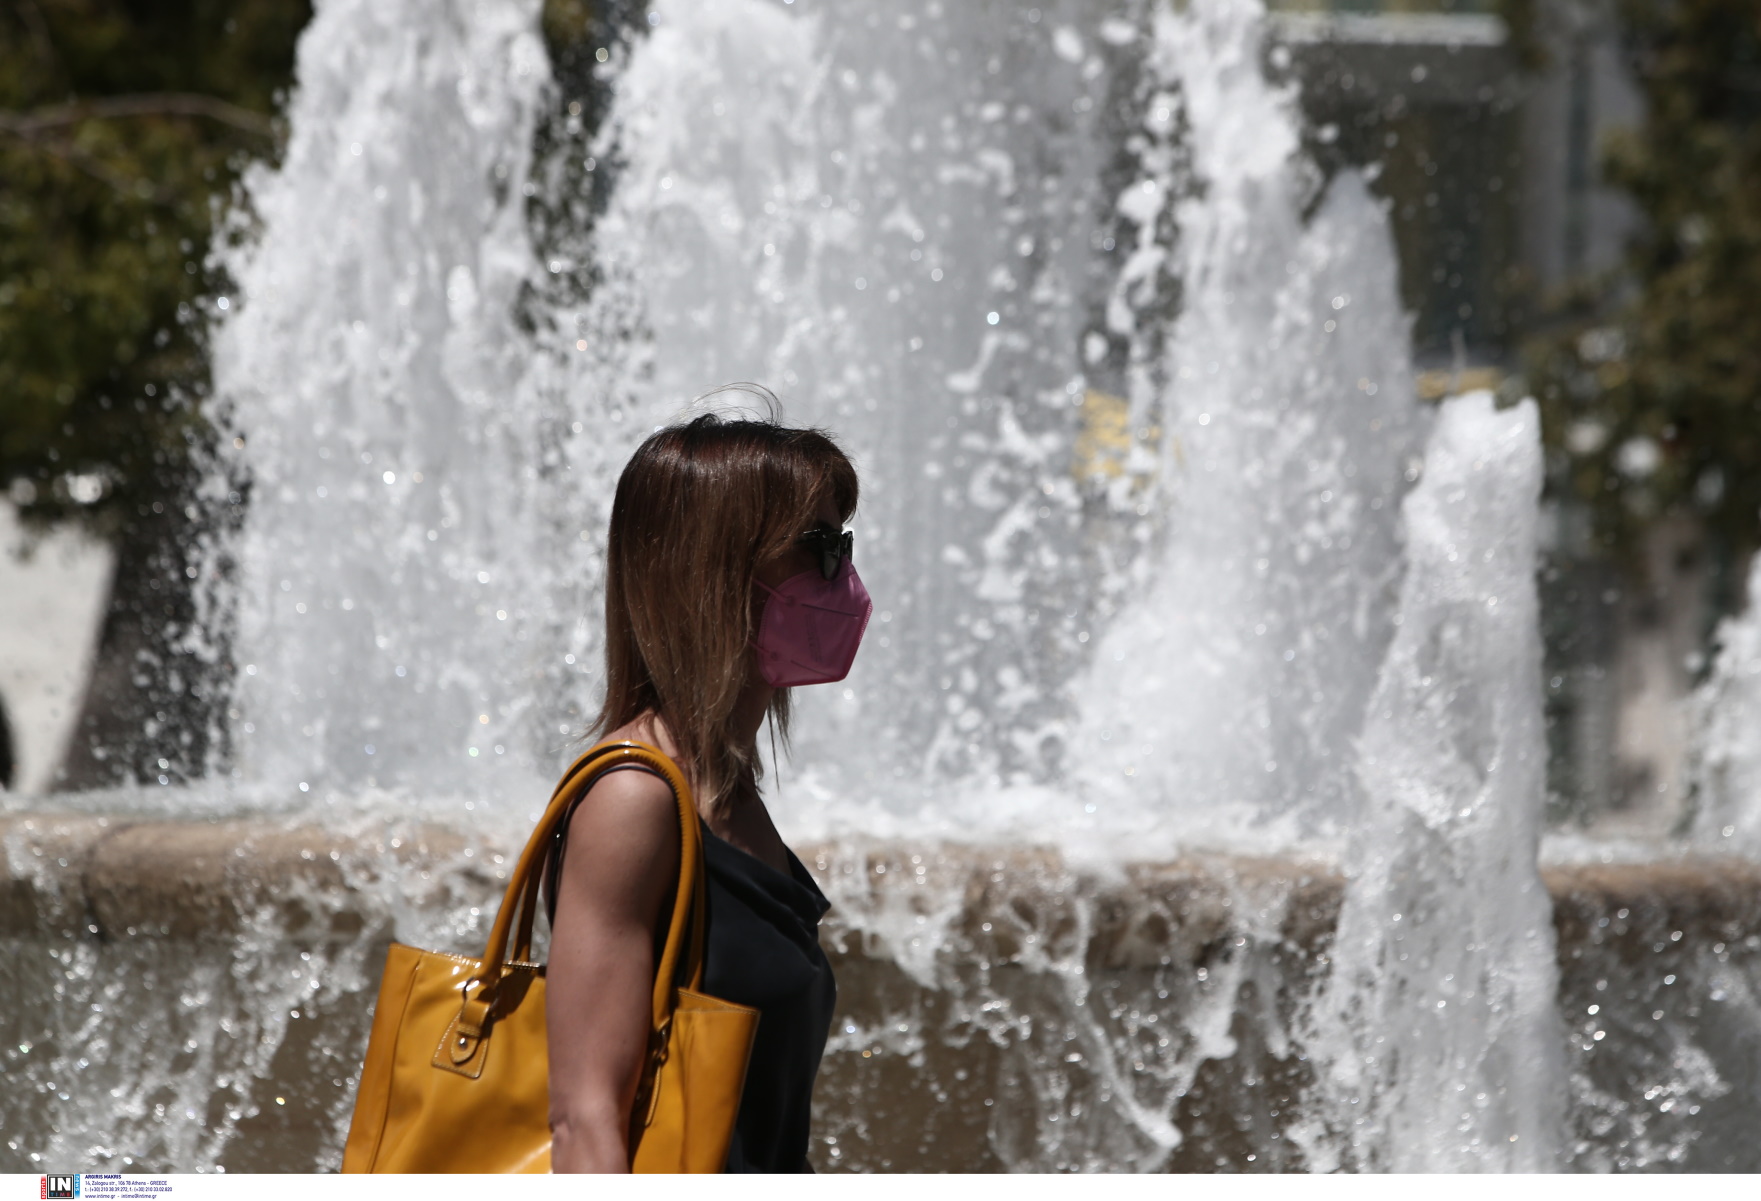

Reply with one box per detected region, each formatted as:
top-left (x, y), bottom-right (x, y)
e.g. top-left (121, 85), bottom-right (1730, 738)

top-left (797, 525), bottom-right (854, 581)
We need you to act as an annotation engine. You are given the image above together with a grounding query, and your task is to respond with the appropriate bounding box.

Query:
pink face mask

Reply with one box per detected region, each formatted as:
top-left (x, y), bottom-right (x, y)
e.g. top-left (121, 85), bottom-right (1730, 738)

top-left (753, 556), bottom-right (873, 688)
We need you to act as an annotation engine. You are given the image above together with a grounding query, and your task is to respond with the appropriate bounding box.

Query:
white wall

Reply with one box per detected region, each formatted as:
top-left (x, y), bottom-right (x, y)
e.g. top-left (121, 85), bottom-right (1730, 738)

top-left (0, 502), bottom-right (114, 795)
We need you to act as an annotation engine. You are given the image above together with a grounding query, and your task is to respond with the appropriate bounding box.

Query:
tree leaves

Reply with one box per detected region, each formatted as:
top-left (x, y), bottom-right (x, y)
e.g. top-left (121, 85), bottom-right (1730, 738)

top-left (1531, 0), bottom-right (1761, 564)
top-left (0, 0), bottom-right (308, 535)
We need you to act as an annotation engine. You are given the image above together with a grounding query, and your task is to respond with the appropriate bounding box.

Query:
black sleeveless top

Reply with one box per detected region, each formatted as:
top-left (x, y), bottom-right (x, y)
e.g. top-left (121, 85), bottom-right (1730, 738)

top-left (546, 767), bottom-right (837, 1173)
top-left (700, 826), bottom-right (836, 1173)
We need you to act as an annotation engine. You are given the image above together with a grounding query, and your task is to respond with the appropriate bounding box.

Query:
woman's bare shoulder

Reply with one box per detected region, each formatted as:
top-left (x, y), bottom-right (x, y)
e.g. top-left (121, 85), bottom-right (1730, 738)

top-left (575, 762), bottom-right (676, 825)
top-left (552, 766), bottom-right (679, 929)
top-left (563, 737), bottom-right (680, 881)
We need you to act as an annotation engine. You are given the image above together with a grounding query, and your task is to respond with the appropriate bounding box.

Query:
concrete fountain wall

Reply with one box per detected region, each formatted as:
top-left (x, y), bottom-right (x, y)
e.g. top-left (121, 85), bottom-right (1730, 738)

top-left (5, 812), bottom-right (1759, 1172)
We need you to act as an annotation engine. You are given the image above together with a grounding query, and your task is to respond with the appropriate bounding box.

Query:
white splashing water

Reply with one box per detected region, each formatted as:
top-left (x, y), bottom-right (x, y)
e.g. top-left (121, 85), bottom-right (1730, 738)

top-left (213, 0), bottom-right (592, 809)
top-left (590, 0), bottom-right (1118, 819)
top-left (1070, 0), bottom-right (1420, 845)
top-left (1300, 393), bottom-right (1566, 1170)
top-left (207, 0), bottom-right (1425, 853)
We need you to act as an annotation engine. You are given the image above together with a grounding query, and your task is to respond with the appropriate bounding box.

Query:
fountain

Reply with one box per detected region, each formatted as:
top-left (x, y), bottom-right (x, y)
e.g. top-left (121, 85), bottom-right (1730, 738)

top-left (1301, 394), bottom-right (1566, 1170)
top-left (4, 0), bottom-right (1761, 1175)
top-left (208, 0), bottom-right (582, 804)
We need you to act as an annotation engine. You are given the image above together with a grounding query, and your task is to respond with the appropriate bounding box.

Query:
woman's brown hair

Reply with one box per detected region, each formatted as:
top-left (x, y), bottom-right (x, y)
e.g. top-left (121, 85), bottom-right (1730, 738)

top-left (594, 410), bottom-right (859, 809)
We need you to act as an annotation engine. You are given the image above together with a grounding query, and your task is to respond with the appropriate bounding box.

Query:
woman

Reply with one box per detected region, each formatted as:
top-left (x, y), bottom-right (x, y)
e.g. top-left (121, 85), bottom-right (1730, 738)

top-left (544, 409), bottom-right (870, 1173)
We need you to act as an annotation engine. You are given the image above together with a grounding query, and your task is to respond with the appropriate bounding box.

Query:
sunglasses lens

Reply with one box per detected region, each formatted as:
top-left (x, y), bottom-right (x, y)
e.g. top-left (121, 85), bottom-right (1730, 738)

top-left (803, 527), bottom-right (853, 580)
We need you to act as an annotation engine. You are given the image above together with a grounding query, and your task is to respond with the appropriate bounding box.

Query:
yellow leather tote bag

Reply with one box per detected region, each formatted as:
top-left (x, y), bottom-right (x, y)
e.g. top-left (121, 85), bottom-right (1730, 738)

top-left (340, 739), bottom-right (759, 1173)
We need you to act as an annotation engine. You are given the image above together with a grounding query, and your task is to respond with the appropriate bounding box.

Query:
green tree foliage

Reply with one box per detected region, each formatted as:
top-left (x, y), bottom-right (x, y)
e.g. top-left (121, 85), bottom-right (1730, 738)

top-left (1, 0), bottom-right (307, 786)
top-left (1531, 0), bottom-right (1761, 564)
top-left (1, 0), bottom-right (308, 531)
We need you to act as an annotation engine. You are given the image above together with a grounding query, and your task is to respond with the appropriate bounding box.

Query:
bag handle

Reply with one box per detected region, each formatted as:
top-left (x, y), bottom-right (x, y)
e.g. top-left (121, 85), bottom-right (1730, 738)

top-left (459, 739), bottom-right (706, 1042)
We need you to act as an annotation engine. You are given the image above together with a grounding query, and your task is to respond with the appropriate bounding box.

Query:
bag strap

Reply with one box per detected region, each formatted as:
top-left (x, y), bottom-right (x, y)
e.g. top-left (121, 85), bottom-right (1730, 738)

top-left (464, 739), bottom-right (706, 1039)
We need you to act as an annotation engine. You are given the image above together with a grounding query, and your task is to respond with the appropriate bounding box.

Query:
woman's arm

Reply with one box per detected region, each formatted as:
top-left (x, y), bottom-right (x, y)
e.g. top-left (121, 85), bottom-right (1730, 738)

top-left (545, 768), bottom-right (681, 1173)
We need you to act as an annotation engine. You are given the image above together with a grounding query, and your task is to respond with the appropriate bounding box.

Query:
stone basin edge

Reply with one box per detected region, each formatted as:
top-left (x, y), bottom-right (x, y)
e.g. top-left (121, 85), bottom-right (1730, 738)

top-left (4, 813), bottom-right (1760, 964)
